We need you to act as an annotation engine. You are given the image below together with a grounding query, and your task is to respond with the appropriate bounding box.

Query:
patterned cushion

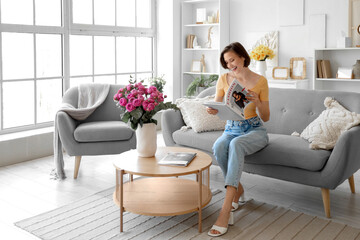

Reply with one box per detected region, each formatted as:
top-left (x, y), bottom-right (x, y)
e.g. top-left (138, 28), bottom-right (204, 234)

top-left (175, 96), bottom-right (226, 133)
top-left (300, 97), bottom-right (360, 150)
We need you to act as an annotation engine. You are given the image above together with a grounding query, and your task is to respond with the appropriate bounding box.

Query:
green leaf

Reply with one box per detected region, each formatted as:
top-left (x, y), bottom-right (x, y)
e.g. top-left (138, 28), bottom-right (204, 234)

top-left (121, 112), bottom-right (131, 123)
top-left (130, 107), bottom-right (143, 120)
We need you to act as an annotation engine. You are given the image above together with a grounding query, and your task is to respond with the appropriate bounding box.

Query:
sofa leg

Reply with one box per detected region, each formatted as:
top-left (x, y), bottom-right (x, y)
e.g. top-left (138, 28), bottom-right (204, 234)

top-left (321, 188), bottom-right (331, 218)
top-left (74, 156), bottom-right (82, 179)
top-left (348, 175), bottom-right (355, 193)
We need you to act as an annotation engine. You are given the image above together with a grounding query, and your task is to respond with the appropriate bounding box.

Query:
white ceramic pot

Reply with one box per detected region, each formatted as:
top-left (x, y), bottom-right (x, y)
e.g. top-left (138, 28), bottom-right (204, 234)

top-left (256, 60), bottom-right (267, 77)
top-left (135, 123), bottom-right (157, 157)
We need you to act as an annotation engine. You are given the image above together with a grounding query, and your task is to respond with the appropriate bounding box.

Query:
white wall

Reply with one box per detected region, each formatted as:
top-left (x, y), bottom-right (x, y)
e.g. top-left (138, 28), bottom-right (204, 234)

top-left (229, 0), bottom-right (349, 80)
top-left (157, 0), bottom-right (182, 101)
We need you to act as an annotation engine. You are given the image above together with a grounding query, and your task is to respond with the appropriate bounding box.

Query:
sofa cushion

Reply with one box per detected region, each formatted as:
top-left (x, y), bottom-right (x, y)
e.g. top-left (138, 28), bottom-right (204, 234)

top-left (246, 134), bottom-right (331, 171)
top-left (300, 97), bottom-right (360, 150)
top-left (175, 96), bottom-right (226, 133)
top-left (173, 128), bottom-right (222, 153)
top-left (74, 121), bottom-right (134, 142)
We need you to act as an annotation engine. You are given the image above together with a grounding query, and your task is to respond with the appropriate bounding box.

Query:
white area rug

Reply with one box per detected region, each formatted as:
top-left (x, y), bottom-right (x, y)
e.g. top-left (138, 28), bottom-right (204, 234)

top-left (15, 187), bottom-right (360, 240)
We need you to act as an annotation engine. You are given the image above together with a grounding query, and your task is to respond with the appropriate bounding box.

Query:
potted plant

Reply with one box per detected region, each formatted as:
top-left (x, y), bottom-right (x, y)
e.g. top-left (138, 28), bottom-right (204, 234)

top-left (186, 74), bottom-right (218, 97)
top-left (114, 79), bottom-right (178, 157)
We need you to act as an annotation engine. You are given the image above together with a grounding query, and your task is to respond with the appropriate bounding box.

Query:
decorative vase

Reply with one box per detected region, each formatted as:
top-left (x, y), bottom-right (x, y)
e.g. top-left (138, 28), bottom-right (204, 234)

top-left (256, 60), bottom-right (267, 77)
top-left (353, 60), bottom-right (360, 79)
top-left (135, 123), bottom-right (157, 157)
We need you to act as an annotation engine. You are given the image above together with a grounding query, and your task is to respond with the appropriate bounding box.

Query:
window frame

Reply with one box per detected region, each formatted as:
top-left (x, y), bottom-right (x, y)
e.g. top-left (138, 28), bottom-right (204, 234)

top-left (0, 0), bottom-right (157, 135)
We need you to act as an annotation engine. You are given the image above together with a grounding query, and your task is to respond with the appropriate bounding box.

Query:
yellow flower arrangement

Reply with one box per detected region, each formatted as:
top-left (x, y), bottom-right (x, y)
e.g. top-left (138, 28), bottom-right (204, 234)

top-left (250, 44), bottom-right (275, 61)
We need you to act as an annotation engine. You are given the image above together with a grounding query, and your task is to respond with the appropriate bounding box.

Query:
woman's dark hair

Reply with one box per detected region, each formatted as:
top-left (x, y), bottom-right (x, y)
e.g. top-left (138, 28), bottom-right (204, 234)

top-left (220, 42), bottom-right (251, 69)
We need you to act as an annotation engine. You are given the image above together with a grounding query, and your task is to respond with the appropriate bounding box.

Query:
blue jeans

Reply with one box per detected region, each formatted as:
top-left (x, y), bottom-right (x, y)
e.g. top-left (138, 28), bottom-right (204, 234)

top-left (212, 116), bottom-right (269, 188)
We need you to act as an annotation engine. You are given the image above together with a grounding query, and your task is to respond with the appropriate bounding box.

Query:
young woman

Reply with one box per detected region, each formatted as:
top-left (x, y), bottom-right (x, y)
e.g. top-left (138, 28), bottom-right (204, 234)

top-left (207, 42), bottom-right (270, 237)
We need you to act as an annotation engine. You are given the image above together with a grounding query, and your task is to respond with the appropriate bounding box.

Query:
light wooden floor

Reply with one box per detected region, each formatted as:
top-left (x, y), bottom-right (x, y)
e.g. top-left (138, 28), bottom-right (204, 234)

top-left (1, 132), bottom-right (360, 239)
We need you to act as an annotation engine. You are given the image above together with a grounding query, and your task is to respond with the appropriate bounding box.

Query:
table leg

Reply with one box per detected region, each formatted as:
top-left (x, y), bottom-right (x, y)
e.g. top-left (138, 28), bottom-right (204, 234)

top-left (119, 170), bottom-right (124, 232)
top-left (198, 170), bottom-right (203, 233)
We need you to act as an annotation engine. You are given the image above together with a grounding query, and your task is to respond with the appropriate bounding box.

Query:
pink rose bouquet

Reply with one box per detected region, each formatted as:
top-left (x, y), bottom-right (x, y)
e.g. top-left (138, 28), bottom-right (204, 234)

top-left (114, 81), bottom-right (178, 130)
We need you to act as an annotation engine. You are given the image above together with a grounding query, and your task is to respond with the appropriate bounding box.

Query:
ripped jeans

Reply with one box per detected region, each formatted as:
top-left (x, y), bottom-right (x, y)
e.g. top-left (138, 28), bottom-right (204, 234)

top-left (212, 116), bottom-right (269, 189)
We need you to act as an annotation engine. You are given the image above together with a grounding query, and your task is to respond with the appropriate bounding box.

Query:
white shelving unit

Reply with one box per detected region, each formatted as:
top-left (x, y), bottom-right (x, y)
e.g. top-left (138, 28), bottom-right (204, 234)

top-left (181, 0), bottom-right (229, 96)
top-left (268, 79), bottom-right (310, 89)
top-left (314, 48), bottom-right (360, 92)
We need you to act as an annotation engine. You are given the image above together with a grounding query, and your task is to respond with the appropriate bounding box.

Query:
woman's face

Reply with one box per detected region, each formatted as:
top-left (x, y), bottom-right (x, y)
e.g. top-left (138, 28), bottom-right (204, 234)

top-left (224, 51), bottom-right (245, 73)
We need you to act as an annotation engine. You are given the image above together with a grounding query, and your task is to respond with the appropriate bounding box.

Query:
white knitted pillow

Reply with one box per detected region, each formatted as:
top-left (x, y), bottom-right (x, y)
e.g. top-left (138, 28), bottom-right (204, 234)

top-left (176, 96), bottom-right (226, 133)
top-left (300, 97), bottom-right (360, 150)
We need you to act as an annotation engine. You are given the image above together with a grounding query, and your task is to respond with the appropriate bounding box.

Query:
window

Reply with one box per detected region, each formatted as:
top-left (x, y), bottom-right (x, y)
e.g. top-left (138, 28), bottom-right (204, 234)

top-left (0, 0), bottom-right (156, 134)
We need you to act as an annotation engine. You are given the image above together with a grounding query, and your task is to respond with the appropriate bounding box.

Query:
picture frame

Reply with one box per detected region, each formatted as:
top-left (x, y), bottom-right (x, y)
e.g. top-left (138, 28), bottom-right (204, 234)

top-left (290, 57), bottom-right (306, 79)
top-left (336, 67), bottom-right (353, 79)
top-left (348, 0), bottom-right (360, 47)
top-left (191, 60), bottom-right (202, 72)
top-left (196, 8), bottom-right (206, 24)
top-left (272, 67), bottom-right (289, 80)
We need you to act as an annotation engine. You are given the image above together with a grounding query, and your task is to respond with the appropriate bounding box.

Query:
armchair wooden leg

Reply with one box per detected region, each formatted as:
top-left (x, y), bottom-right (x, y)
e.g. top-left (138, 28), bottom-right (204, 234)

top-left (348, 175), bottom-right (355, 193)
top-left (74, 156), bottom-right (82, 179)
top-left (321, 188), bottom-right (331, 218)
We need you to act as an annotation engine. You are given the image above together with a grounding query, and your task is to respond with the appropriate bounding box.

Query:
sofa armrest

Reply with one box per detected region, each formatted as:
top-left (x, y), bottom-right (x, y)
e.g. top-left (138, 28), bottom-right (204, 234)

top-left (322, 126), bottom-right (360, 188)
top-left (161, 109), bottom-right (185, 146)
top-left (56, 111), bottom-right (79, 155)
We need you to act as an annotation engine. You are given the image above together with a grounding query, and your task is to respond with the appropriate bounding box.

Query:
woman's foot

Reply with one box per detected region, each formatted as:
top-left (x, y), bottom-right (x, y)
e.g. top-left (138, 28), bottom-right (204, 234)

top-left (208, 211), bottom-right (234, 237)
top-left (232, 183), bottom-right (245, 211)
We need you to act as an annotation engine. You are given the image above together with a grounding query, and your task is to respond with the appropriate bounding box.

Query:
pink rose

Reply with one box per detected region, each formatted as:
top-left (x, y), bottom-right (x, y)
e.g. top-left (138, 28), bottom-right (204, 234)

top-left (119, 98), bottom-right (127, 106)
top-left (142, 101), bottom-right (149, 109)
top-left (148, 86), bottom-right (157, 94)
top-left (125, 102), bottom-right (136, 112)
top-left (133, 98), bottom-right (142, 107)
top-left (146, 103), bottom-right (155, 111)
top-left (126, 84), bottom-right (132, 91)
top-left (131, 89), bottom-right (138, 95)
top-left (137, 95), bottom-right (144, 101)
top-left (128, 97), bottom-right (135, 103)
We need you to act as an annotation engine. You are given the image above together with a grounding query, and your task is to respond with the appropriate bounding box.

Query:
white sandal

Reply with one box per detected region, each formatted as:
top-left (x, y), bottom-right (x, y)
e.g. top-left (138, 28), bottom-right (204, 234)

top-left (231, 192), bottom-right (247, 212)
top-left (208, 212), bottom-right (234, 237)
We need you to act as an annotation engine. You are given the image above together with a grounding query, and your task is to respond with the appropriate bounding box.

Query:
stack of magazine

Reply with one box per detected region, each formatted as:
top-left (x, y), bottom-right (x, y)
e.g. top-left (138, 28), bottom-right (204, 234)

top-left (203, 79), bottom-right (250, 120)
top-left (158, 152), bottom-right (197, 167)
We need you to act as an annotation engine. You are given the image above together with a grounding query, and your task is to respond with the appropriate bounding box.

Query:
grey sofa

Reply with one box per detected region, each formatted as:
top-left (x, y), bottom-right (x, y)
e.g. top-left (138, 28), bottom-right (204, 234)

top-left (57, 84), bottom-right (136, 179)
top-left (161, 87), bottom-right (360, 218)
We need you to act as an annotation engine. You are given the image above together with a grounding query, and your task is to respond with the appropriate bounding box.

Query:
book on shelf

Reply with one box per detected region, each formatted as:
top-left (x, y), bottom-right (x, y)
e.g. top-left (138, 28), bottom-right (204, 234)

top-left (186, 34), bottom-right (196, 49)
top-left (203, 79), bottom-right (250, 120)
top-left (317, 60), bottom-right (323, 78)
top-left (158, 152), bottom-right (197, 167)
top-left (321, 60), bottom-right (332, 78)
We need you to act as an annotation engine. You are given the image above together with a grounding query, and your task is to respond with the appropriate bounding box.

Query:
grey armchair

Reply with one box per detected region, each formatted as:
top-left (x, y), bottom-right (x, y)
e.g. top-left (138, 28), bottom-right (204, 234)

top-left (56, 84), bottom-right (136, 179)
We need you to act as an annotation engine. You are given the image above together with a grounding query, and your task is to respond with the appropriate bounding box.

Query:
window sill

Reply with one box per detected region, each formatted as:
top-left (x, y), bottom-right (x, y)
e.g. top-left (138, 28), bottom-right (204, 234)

top-left (0, 127), bottom-right (54, 142)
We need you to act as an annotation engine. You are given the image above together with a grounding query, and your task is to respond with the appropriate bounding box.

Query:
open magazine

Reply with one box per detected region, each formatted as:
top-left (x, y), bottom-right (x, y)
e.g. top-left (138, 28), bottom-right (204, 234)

top-left (203, 79), bottom-right (250, 120)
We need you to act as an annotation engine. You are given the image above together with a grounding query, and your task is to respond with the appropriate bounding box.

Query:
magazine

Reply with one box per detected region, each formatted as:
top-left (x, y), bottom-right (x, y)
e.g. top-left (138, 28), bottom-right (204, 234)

top-left (158, 152), bottom-right (197, 167)
top-left (203, 79), bottom-right (250, 120)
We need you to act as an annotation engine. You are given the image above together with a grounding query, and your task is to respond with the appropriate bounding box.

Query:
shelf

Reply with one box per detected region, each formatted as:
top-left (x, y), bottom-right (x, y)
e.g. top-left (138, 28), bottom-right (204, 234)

top-left (315, 47), bottom-right (360, 51)
top-left (184, 72), bottom-right (218, 75)
top-left (268, 79), bottom-right (309, 84)
top-left (316, 78), bottom-right (360, 82)
top-left (184, 23), bottom-right (219, 27)
top-left (183, 0), bottom-right (218, 4)
top-left (184, 48), bottom-right (218, 51)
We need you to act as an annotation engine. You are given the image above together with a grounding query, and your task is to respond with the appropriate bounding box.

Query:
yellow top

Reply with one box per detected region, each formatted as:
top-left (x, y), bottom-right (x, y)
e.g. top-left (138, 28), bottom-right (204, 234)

top-left (215, 73), bottom-right (269, 119)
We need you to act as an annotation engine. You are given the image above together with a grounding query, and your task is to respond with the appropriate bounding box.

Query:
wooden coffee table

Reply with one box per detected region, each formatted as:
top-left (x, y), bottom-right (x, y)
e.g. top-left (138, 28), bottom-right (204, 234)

top-left (113, 146), bottom-right (212, 233)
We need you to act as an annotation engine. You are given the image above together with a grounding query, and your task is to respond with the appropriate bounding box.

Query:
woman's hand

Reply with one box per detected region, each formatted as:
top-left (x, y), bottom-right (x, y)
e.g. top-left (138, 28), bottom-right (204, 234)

top-left (246, 90), bottom-right (260, 105)
top-left (206, 107), bottom-right (218, 115)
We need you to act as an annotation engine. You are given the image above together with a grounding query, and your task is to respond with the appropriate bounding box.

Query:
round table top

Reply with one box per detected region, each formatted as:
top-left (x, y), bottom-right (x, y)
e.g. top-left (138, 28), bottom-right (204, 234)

top-left (113, 146), bottom-right (212, 177)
